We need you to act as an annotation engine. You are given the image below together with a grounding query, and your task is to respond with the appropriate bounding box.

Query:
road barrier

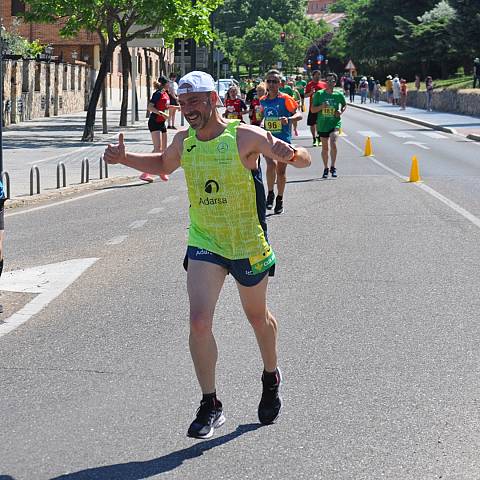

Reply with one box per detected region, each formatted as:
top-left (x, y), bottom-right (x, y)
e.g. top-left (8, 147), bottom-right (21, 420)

top-left (81, 158), bottom-right (90, 184)
top-left (2, 171), bottom-right (11, 199)
top-left (56, 162), bottom-right (66, 189)
top-left (99, 156), bottom-right (109, 179)
top-left (30, 166), bottom-right (40, 195)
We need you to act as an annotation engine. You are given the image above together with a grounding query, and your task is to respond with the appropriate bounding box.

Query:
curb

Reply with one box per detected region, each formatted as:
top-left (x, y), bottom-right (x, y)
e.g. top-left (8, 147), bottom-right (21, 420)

top-left (348, 103), bottom-right (480, 140)
top-left (5, 175), bottom-right (139, 211)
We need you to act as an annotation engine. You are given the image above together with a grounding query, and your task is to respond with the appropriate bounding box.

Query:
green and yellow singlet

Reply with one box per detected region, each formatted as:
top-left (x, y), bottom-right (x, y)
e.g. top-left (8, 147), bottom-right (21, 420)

top-left (181, 120), bottom-right (275, 271)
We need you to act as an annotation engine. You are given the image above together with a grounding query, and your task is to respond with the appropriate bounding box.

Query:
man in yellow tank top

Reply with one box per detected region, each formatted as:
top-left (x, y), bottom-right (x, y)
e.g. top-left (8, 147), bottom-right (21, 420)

top-left (104, 71), bottom-right (311, 439)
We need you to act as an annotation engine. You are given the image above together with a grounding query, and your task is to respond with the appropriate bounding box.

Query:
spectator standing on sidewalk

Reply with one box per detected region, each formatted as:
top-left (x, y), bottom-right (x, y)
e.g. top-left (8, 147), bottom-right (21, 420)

top-left (392, 75), bottom-right (401, 106)
top-left (425, 76), bottom-right (434, 111)
top-left (385, 75), bottom-right (393, 104)
top-left (399, 79), bottom-right (408, 110)
top-left (140, 76), bottom-right (170, 183)
top-left (368, 76), bottom-right (375, 103)
top-left (347, 75), bottom-right (356, 103)
top-left (415, 74), bottom-right (421, 91)
top-left (373, 80), bottom-right (382, 103)
top-left (473, 58), bottom-right (480, 88)
top-left (167, 72), bottom-right (180, 130)
top-left (359, 76), bottom-right (368, 104)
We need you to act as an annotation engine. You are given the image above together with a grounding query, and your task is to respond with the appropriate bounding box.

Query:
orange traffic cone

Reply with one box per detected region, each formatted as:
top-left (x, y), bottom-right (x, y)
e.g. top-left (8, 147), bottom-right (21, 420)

top-left (364, 136), bottom-right (373, 156)
top-left (408, 156), bottom-right (421, 182)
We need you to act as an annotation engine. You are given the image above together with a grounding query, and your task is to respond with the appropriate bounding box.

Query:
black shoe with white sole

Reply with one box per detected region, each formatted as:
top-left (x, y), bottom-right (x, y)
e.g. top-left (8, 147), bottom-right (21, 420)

top-left (330, 167), bottom-right (337, 178)
top-left (187, 398), bottom-right (225, 439)
top-left (322, 168), bottom-right (329, 179)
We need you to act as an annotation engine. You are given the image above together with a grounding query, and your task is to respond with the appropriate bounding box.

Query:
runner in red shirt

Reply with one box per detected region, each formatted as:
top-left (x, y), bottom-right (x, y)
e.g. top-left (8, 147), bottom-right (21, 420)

top-left (304, 70), bottom-right (328, 146)
top-left (140, 76), bottom-right (170, 182)
top-left (223, 85), bottom-right (248, 122)
top-left (249, 82), bottom-right (266, 126)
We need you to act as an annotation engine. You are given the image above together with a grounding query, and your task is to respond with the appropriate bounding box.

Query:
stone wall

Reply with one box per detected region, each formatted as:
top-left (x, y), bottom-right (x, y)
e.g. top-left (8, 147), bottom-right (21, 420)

top-left (382, 89), bottom-right (480, 117)
top-left (1, 59), bottom-right (92, 127)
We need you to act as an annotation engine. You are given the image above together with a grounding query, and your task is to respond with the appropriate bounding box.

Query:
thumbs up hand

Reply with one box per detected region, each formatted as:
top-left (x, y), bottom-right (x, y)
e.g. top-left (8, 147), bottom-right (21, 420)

top-left (104, 133), bottom-right (127, 165)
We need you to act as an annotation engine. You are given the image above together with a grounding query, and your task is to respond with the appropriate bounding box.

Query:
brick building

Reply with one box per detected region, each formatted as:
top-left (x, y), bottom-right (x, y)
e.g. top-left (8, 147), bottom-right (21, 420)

top-left (1, 0), bottom-right (174, 103)
top-left (307, 0), bottom-right (337, 14)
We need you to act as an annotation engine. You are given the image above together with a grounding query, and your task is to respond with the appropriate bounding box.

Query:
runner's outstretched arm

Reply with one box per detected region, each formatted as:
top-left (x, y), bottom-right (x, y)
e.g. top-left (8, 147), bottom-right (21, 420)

top-left (103, 132), bottom-right (184, 175)
top-left (237, 125), bottom-right (311, 169)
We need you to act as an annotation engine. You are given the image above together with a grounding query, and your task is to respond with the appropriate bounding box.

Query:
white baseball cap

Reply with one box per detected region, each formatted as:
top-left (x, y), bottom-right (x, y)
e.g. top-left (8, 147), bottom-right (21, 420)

top-left (177, 71), bottom-right (223, 106)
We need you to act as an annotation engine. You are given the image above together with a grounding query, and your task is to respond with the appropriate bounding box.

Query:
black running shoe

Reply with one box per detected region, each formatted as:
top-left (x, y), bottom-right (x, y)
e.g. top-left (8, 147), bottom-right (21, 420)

top-left (187, 399), bottom-right (225, 439)
top-left (258, 368), bottom-right (283, 425)
top-left (274, 196), bottom-right (284, 214)
top-left (330, 167), bottom-right (337, 178)
top-left (266, 191), bottom-right (275, 210)
top-left (322, 168), bottom-right (329, 179)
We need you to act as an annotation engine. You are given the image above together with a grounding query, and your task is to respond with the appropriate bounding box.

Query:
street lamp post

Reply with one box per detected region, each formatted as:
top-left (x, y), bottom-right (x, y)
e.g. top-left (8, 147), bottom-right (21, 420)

top-left (0, 23), bottom-right (7, 177)
top-left (42, 45), bottom-right (54, 117)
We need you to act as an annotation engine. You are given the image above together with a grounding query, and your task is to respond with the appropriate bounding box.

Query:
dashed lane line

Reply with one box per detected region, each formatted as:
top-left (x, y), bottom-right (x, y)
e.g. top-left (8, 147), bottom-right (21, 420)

top-left (147, 207), bottom-right (165, 215)
top-left (128, 219), bottom-right (148, 229)
top-left (105, 235), bottom-right (128, 245)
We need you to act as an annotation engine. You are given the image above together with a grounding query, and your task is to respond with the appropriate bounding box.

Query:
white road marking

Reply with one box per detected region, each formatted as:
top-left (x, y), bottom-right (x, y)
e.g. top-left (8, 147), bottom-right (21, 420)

top-left (147, 207), bottom-right (164, 215)
top-left (0, 258), bottom-right (99, 337)
top-left (404, 141), bottom-right (430, 150)
top-left (105, 235), bottom-right (128, 245)
top-left (358, 131), bottom-right (381, 138)
top-left (128, 219), bottom-right (148, 229)
top-left (341, 136), bottom-right (480, 230)
top-left (162, 195), bottom-right (178, 204)
top-left (389, 131), bottom-right (414, 138)
top-left (420, 131), bottom-right (448, 139)
top-left (5, 190), bottom-right (111, 217)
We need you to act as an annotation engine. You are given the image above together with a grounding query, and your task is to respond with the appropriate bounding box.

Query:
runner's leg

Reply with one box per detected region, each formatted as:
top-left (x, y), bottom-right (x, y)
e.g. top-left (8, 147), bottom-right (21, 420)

top-left (237, 275), bottom-right (277, 372)
top-left (330, 132), bottom-right (338, 168)
top-left (321, 138), bottom-right (329, 168)
top-left (275, 161), bottom-right (287, 197)
top-left (264, 156), bottom-right (276, 193)
top-left (187, 259), bottom-right (227, 394)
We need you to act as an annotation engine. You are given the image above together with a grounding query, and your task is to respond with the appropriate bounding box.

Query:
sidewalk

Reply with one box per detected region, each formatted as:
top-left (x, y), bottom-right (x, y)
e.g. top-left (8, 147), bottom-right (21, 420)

top-left (2, 96), bottom-right (183, 202)
top-left (348, 97), bottom-right (480, 141)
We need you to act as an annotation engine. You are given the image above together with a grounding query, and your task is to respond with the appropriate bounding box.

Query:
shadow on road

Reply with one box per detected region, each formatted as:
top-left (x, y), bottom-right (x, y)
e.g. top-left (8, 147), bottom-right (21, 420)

top-left (50, 423), bottom-right (262, 480)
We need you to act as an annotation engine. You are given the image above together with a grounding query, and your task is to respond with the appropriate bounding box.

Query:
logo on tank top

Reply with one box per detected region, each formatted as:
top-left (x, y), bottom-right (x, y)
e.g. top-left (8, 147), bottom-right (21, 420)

top-left (217, 142), bottom-right (229, 153)
top-left (204, 179), bottom-right (219, 194)
top-left (200, 179), bottom-right (227, 205)
top-left (186, 144), bottom-right (197, 152)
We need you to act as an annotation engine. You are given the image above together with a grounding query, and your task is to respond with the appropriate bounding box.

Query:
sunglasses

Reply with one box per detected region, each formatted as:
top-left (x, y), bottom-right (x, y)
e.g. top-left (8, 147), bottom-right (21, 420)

top-left (266, 79), bottom-right (279, 84)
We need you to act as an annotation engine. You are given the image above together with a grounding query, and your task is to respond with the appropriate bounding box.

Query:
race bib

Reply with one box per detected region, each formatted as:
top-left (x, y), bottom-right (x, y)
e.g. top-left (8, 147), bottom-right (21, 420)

top-left (249, 246), bottom-right (276, 274)
top-left (227, 113), bottom-right (239, 119)
top-left (322, 106), bottom-right (336, 116)
top-left (265, 117), bottom-right (282, 133)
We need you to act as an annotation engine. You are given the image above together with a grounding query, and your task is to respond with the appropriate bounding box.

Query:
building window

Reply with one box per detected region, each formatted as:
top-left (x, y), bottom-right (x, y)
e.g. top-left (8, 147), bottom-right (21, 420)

top-left (11, 0), bottom-right (26, 16)
top-left (71, 65), bottom-right (75, 91)
top-left (138, 55), bottom-right (142, 75)
top-left (118, 53), bottom-right (122, 73)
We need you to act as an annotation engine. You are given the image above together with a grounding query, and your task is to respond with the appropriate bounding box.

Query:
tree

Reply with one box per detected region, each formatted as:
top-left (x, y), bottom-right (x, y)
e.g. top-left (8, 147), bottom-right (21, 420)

top-left (24, 0), bottom-right (222, 141)
top-left (241, 18), bottom-right (286, 72)
top-left (329, 0), bottom-right (437, 73)
top-left (214, 0), bottom-right (308, 37)
top-left (395, 1), bottom-right (457, 78)
top-left (449, 0), bottom-right (480, 71)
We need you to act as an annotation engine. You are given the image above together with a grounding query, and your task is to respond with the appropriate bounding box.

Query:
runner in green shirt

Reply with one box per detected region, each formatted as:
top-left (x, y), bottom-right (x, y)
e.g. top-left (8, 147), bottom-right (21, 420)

top-left (311, 72), bottom-right (347, 179)
top-left (295, 75), bottom-right (307, 110)
top-left (279, 77), bottom-right (294, 97)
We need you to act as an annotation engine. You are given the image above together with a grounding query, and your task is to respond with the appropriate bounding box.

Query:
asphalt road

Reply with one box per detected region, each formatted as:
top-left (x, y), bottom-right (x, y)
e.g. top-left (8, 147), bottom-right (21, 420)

top-left (1, 110), bottom-right (480, 479)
